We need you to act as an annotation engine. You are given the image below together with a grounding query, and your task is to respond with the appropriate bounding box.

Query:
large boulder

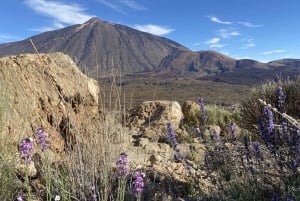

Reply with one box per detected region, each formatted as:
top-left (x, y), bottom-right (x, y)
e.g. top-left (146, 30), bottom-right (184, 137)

top-left (126, 100), bottom-right (183, 140)
top-left (182, 101), bottom-right (200, 126)
top-left (127, 100), bottom-right (183, 128)
top-left (0, 52), bottom-right (100, 163)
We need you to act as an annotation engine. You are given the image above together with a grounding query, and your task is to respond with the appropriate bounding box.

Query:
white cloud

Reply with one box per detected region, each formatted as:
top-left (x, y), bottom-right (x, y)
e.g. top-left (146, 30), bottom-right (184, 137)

top-left (243, 43), bottom-right (255, 49)
top-left (193, 42), bottom-right (202, 46)
top-left (132, 24), bottom-right (174, 36)
top-left (205, 37), bottom-right (220, 44)
top-left (220, 50), bottom-right (230, 56)
top-left (120, 0), bottom-right (146, 10)
top-left (210, 16), bottom-right (232, 25)
top-left (96, 0), bottom-right (146, 14)
top-left (96, 0), bottom-right (126, 14)
top-left (205, 37), bottom-right (225, 49)
top-left (25, 0), bottom-right (94, 25)
top-left (242, 38), bottom-right (255, 49)
top-left (218, 28), bottom-right (240, 39)
top-left (238, 21), bottom-right (262, 28)
top-left (209, 43), bottom-right (226, 48)
top-left (0, 34), bottom-right (20, 43)
top-left (31, 21), bottom-right (65, 32)
top-left (262, 49), bottom-right (287, 55)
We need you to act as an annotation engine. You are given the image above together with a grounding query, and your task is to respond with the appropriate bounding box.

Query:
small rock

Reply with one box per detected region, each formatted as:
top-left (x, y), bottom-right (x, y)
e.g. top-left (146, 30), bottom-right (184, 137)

top-left (16, 162), bottom-right (38, 178)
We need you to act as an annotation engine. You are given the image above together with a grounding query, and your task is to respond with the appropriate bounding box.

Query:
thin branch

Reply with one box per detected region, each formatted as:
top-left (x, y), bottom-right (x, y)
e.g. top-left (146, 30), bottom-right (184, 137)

top-left (258, 98), bottom-right (300, 130)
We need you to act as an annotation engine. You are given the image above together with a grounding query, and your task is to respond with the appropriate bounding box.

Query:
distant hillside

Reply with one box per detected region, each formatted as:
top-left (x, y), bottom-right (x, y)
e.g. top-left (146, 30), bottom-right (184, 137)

top-left (156, 50), bottom-right (236, 76)
top-left (0, 17), bottom-right (189, 75)
top-left (0, 17), bottom-right (300, 84)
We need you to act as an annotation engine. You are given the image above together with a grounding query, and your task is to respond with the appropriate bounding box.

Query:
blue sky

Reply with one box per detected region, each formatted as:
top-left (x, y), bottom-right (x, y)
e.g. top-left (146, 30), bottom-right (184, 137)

top-left (1, 0), bottom-right (299, 62)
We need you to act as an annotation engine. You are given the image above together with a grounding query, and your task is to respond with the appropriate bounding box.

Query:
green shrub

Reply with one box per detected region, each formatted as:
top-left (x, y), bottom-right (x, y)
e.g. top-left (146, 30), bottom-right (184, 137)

top-left (0, 156), bottom-right (19, 200)
top-left (202, 104), bottom-right (235, 129)
top-left (239, 77), bottom-right (300, 132)
top-left (0, 107), bottom-right (20, 200)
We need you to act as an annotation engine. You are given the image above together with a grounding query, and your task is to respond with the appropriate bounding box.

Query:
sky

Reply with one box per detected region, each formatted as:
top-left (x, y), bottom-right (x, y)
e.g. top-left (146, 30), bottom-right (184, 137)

top-left (0, 0), bottom-right (299, 62)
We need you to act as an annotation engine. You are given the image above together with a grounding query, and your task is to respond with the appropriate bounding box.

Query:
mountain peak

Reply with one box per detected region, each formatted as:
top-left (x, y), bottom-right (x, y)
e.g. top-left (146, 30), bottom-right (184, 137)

top-left (0, 17), bottom-right (189, 75)
top-left (86, 17), bottom-right (101, 23)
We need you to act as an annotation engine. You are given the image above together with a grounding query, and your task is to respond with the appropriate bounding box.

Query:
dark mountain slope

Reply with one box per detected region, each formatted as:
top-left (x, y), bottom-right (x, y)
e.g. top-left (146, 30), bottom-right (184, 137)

top-left (0, 17), bottom-right (300, 85)
top-left (0, 17), bottom-right (189, 75)
top-left (157, 50), bottom-right (236, 76)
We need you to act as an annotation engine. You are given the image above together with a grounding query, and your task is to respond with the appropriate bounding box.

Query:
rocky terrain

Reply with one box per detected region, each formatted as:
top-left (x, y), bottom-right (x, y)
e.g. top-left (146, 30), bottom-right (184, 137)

top-left (1, 53), bottom-right (299, 201)
top-left (0, 52), bottom-right (211, 200)
top-left (0, 52), bottom-right (100, 161)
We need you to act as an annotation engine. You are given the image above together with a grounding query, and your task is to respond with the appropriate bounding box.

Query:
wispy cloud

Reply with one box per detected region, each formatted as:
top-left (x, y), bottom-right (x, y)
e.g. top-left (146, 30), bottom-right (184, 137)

top-left (131, 24), bottom-right (174, 36)
top-left (96, 0), bottom-right (146, 14)
top-left (218, 28), bottom-right (240, 39)
top-left (24, 0), bottom-right (94, 25)
top-left (205, 37), bottom-right (225, 48)
top-left (0, 34), bottom-right (21, 43)
top-left (205, 37), bottom-right (220, 44)
top-left (210, 16), bottom-right (232, 25)
top-left (242, 38), bottom-right (255, 49)
top-left (238, 21), bottom-right (262, 28)
top-left (243, 42), bottom-right (255, 49)
top-left (262, 49), bottom-right (287, 55)
top-left (209, 43), bottom-right (226, 48)
top-left (96, 0), bottom-right (126, 14)
top-left (120, 0), bottom-right (146, 10)
top-left (30, 21), bottom-right (65, 32)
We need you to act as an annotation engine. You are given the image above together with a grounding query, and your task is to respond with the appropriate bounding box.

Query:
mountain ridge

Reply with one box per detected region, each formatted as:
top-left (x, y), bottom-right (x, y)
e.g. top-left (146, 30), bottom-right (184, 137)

top-left (0, 17), bottom-right (299, 83)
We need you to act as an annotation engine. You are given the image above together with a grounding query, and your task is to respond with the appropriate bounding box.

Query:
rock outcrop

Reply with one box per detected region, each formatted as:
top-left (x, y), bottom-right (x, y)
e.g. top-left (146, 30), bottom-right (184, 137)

top-left (182, 101), bottom-right (200, 126)
top-left (126, 100), bottom-right (183, 141)
top-left (0, 52), bottom-right (100, 162)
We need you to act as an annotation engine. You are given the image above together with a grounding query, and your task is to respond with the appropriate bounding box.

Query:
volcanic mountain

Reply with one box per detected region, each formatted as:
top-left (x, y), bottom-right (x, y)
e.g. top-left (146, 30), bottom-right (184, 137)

top-left (0, 17), bottom-right (300, 84)
top-left (0, 17), bottom-right (189, 75)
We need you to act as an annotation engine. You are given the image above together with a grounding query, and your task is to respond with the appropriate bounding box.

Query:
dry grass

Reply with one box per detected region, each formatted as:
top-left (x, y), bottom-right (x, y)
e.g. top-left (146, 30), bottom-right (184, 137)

top-left (99, 75), bottom-right (250, 108)
top-left (239, 77), bottom-right (300, 133)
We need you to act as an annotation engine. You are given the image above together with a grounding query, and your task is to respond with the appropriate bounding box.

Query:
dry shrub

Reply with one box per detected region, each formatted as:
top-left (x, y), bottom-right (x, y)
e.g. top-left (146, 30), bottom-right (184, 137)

top-left (239, 76), bottom-right (300, 133)
top-left (0, 105), bottom-right (20, 200)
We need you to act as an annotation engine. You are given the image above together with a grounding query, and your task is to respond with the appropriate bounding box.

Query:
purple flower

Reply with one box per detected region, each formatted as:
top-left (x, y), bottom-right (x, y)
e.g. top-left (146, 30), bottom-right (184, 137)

top-left (291, 126), bottom-right (299, 146)
top-left (229, 122), bottom-right (236, 141)
top-left (272, 194), bottom-right (279, 201)
top-left (277, 86), bottom-right (285, 113)
top-left (166, 122), bottom-right (178, 149)
top-left (165, 123), bottom-right (188, 164)
top-left (263, 106), bottom-right (274, 133)
top-left (243, 136), bottom-right (254, 174)
top-left (287, 192), bottom-right (296, 201)
top-left (211, 129), bottom-right (219, 141)
top-left (252, 141), bottom-right (263, 160)
top-left (198, 96), bottom-right (208, 123)
top-left (291, 160), bottom-right (299, 173)
top-left (35, 128), bottom-right (49, 151)
top-left (116, 153), bottom-right (130, 178)
top-left (259, 106), bottom-right (276, 153)
top-left (19, 138), bottom-right (34, 164)
top-left (132, 169), bottom-right (145, 197)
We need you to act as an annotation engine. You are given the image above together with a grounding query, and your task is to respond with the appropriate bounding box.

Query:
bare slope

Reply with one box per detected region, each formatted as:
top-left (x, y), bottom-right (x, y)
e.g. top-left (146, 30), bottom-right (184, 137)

top-left (0, 17), bottom-right (300, 84)
top-left (0, 17), bottom-right (189, 75)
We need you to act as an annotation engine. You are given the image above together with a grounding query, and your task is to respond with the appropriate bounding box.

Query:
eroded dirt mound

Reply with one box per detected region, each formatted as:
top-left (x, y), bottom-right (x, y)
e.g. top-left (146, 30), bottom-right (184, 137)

top-left (0, 52), bottom-right (100, 161)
